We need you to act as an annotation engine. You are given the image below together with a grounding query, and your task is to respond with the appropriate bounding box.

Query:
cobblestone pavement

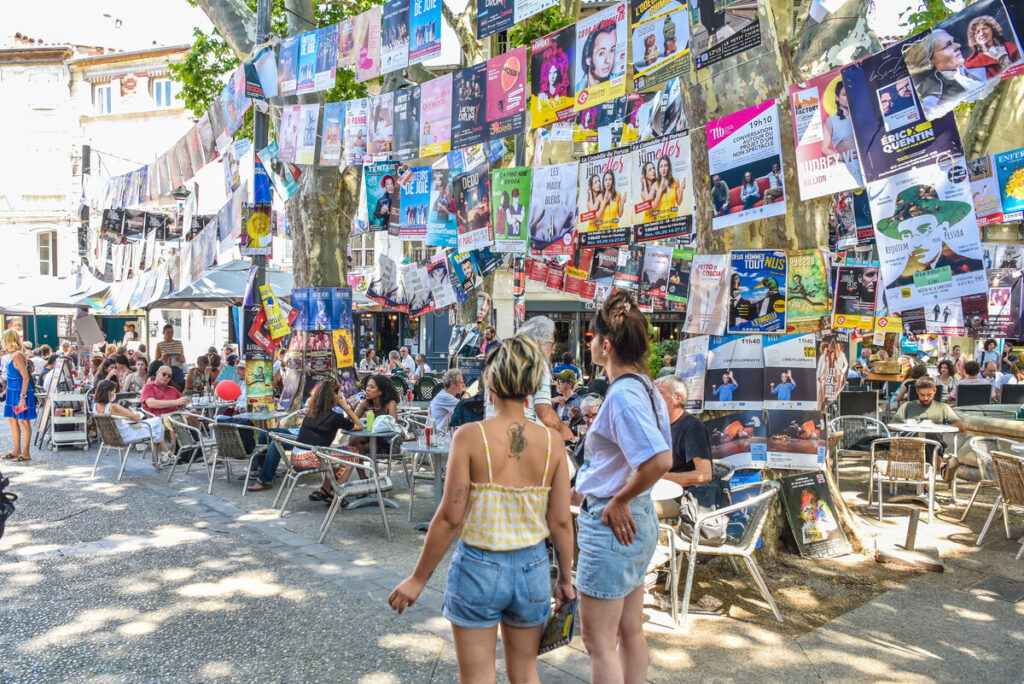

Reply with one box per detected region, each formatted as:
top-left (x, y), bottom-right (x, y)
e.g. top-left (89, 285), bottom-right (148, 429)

top-left (2, 426), bottom-right (1023, 682)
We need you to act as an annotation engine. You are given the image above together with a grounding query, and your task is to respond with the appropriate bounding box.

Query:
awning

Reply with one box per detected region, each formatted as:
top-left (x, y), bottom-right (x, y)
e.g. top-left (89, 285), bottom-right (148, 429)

top-left (0, 274), bottom-right (84, 314)
top-left (144, 259), bottom-right (294, 310)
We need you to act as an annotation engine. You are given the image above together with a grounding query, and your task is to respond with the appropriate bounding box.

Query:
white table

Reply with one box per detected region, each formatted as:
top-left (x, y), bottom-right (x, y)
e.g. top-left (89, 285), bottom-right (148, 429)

top-left (888, 421), bottom-right (962, 454)
top-left (341, 429), bottom-right (399, 510)
top-left (651, 479), bottom-right (684, 501)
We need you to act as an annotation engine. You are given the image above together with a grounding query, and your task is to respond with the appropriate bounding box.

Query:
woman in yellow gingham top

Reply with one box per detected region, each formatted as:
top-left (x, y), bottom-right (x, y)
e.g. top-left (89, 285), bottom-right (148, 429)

top-left (389, 335), bottom-right (575, 682)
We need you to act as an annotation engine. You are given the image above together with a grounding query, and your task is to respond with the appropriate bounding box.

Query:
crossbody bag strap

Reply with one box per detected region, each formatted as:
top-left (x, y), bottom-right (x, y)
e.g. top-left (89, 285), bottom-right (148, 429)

top-left (610, 373), bottom-right (661, 431)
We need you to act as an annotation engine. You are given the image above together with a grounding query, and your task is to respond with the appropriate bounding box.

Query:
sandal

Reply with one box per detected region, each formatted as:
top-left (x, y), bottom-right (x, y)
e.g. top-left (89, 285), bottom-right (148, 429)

top-left (2, 452), bottom-right (16, 460)
top-left (14, 454), bottom-right (31, 462)
top-left (308, 486), bottom-right (334, 503)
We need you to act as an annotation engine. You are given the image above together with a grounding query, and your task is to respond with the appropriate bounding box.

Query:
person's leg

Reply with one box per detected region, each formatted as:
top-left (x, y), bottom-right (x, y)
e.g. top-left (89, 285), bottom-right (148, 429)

top-left (19, 419), bottom-right (31, 458)
top-left (500, 623), bottom-right (543, 684)
top-left (579, 594), bottom-right (626, 684)
top-left (255, 428), bottom-right (295, 483)
top-left (7, 418), bottom-right (22, 457)
top-left (451, 624), bottom-right (499, 683)
top-left (616, 585), bottom-right (649, 684)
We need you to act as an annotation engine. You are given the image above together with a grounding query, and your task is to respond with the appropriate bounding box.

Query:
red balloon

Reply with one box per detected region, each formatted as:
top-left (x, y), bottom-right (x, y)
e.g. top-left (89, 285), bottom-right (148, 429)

top-left (216, 380), bottom-right (242, 401)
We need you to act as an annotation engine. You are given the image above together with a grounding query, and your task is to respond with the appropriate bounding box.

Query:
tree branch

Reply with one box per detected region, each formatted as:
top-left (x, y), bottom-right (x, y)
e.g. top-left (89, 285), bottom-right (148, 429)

top-left (284, 0), bottom-right (318, 37)
top-left (194, 0), bottom-right (257, 59)
top-left (442, 0), bottom-right (484, 64)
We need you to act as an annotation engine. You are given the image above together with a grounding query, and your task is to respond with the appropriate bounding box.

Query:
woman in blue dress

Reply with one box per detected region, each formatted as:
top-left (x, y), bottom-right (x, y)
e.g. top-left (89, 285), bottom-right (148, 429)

top-left (3, 330), bottom-right (37, 461)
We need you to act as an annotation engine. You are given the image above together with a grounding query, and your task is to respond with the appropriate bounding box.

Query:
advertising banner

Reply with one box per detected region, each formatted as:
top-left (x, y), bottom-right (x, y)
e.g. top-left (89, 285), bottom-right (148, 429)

top-left (630, 0), bottom-right (691, 92)
top-left (682, 254), bottom-right (729, 335)
top-left (490, 167), bottom-right (531, 252)
top-left (762, 334), bottom-right (818, 410)
top-left (675, 333), bottom-right (707, 413)
top-left (704, 334), bottom-right (764, 411)
top-left (530, 26), bottom-right (577, 128)
top-left (969, 155), bottom-right (1004, 226)
top-left (789, 65), bottom-right (864, 198)
top-left (705, 411), bottom-right (767, 470)
top-left (320, 102), bottom-right (344, 164)
top-left (786, 248), bottom-right (829, 332)
top-left (367, 92), bottom-right (394, 158)
top-left (867, 158), bottom-right (987, 313)
top-left (381, 0), bottom-right (410, 74)
top-left (666, 247), bottom-right (693, 303)
top-left (315, 24), bottom-right (339, 92)
top-left (353, 6), bottom-right (382, 83)
top-left (296, 30), bottom-right (317, 93)
top-left (780, 471), bottom-right (851, 559)
top-left (399, 166), bottom-right (431, 240)
top-left (994, 146), bottom-right (1024, 222)
top-left (707, 100), bottom-right (787, 230)
top-left (278, 35), bottom-right (299, 95)
top-left (426, 158), bottom-right (457, 247)
top-left (420, 74), bottom-right (453, 157)
top-left (453, 168), bottom-right (493, 252)
top-left (343, 97), bottom-right (370, 166)
top-left (690, 0), bottom-right (761, 70)
top-left (631, 130), bottom-right (693, 241)
top-left (574, 2), bottom-right (628, 111)
top-left (578, 149), bottom-right (632, 246)
top-left (766, 409), bottom-right (827, 471)
top-left (640, 244), bottom-right (673, 298)
top-left (527, 161), bottom-right (578, 254)
top-left (452, 64), bottom-right (488, 150)
top-left (393, 86), bottom-right (422, 161)
top-left (365, 162), bottom-right (399, 232)
top-left (410, 0), bottom-right (442, 64)
top-left (486, 46), bottom-right (528, 140)
top-left (728, 249), bottom-right (787, 334)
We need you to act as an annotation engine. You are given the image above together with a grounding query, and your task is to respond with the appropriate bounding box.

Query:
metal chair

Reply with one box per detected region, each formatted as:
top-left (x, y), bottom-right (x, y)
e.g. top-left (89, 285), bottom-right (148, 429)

top-left (391, 374), bottom-right (409, 397)
top-left (414, 376), bottom-right (441, 401)
top-left (829, 416), bottom-right (891, 482)
top-left (317, 447), bottom-right (393, 543)
top-left (657, 480), bottom-right (782, 627)
top-left (91, 413), bottom-right (157, 481)
top-left (956, 436), bottom-right (1015, 520)
top-left (207, 422), bottom-right (268, 495)
top-left (164, 414), bottom-right (216, 483)
top-left (266, 432), bottom-right (321, 517)
top-left (868, 437), bottom-right (941, 523)
top-left (976, 451), bottom-right (1024, 560)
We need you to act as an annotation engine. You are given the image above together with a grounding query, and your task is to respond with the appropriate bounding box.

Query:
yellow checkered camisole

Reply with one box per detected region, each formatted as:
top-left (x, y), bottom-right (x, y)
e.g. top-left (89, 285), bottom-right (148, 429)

top-left (459, 422), bottom-right (552, 552)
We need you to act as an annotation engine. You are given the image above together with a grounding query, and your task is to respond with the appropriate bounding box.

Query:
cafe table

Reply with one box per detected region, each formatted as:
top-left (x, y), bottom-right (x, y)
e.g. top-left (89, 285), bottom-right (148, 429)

top-left (400, 440), bottom-right (451, 531)
top-left (234, 409), bottom-right (292, 425)
top-left (886, 420), bottom-right (962, 507)
top-left (341, 428), bottom-right (399, 510)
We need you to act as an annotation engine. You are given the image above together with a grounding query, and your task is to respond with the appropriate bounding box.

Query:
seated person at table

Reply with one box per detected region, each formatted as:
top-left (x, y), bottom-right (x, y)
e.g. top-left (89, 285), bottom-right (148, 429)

top-left (217, 354), bottom-right (241, 386)
top-left (248, 378), bottom-right (363, 493)
top-left (121, 357), bottom-right (149, 394)
top-left (654, 376), bottom-right (713, 518)
top-left (895, 364), bottom-right (929, 404)
top-left (93, 379), bottom-right (171, 457)
top-left (449, 390), bottom-right (484, 430)
top-left (950, 360), bottom-right (991, 404)
top-left (550, 369), bottom-right (581, 422)
top-left (185, 355), bottom-right (213, 393)
top-left (141, 365), bottom-right (190, 416)
top-left (345, 374), bottom-right (400, 463)
top-left (892, 376), bottom-right (965, 471)
top-left (429, 369), bottom-right (465, 433)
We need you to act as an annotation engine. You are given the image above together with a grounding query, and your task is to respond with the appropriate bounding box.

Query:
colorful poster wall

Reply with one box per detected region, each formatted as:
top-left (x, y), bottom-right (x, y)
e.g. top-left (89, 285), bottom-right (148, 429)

top-left (762, 334), bottom-right (818, 410)
top-left (578, 149), bottom-right (633, 247)
top-left (631, 130), bottom-right (693, 241)
top-left (728, 249), bottom-right (787, 334)
top-left (704, 334), bottom-right (764, 411)
top-left (490, 167), bottom-right (531, 252)
top-left (530, 26), bottom-right (577, 128)
top-left (574, 2), bottom-right (628, 111)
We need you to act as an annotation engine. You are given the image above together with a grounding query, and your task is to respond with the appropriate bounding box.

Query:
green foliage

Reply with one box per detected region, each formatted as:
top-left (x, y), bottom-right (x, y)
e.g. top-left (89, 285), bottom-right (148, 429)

top-left (899, 0), bottom-right (954, 35)
top-left (508, 7), bottom-right (573, 48)
top-left (646, 339), bottom-right (680, 377)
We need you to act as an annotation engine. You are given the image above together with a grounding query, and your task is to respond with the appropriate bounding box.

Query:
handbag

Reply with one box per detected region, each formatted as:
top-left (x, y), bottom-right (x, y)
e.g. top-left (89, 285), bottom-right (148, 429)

top-left (676, 490), bottom-right (728, 547)
top-left (371, 415), bottom-right (398, 433)
top-left (290, 450), bottom-right (319, 472)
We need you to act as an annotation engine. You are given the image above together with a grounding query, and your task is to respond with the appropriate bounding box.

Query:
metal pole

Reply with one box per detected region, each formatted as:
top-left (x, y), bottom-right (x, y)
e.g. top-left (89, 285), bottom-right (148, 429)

top-left (252, 0), bottom-right (271, 297)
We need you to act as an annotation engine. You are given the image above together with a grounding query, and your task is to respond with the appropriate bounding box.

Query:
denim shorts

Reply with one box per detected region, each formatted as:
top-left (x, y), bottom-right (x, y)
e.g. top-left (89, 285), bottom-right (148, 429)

top-left (576, 495), bottom-right (658, 600)
top-left (442, 539), bottom-right (552, 629)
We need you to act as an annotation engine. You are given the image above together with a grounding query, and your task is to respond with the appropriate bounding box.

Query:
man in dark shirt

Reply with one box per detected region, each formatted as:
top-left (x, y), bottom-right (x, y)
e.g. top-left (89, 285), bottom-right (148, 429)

top-left (655, 376), bottom-right (713, 517)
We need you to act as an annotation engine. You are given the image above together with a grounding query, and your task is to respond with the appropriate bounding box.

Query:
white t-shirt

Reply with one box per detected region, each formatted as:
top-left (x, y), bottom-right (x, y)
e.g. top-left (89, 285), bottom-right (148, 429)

top-left (485, 363), bottom-right (552, 424)
top-left (402, 355), bottom-right (416, 374)
top-left (575, 374), bottom-right (671, 499)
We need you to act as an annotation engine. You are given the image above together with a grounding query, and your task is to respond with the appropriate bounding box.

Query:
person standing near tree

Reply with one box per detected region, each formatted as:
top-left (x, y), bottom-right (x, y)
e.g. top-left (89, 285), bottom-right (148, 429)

top-left (574, 292), bottom-right (672, 683)
top-left (2, 330), bottom-right (36, 462)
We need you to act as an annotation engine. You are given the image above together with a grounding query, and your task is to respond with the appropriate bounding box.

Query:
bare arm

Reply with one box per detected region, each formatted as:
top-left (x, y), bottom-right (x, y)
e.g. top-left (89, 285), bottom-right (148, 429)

top-left (388, 427), bottom-right (474, 614)
top-left (545, 439), bottom-right (576, 609)
top-left (536, 402), bottom-right (573, 441)
top-left (109, 403), bottom-right (142, 422)
top-left (603, 449), bottom-right (673, 545)
top-left (336, 396), bottom-right (364, 432)
top-left (662, 457), bottom-right (712, 488)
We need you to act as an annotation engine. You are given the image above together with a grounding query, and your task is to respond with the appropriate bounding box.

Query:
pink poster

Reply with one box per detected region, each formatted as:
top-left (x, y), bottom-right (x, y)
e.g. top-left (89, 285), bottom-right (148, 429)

top-left (789, 65), bottom-right (863, 201)
top-left (419, 74), bottom-right (452, 157)
top-left (485, 46), bottom-right (527, 140)
top-left (354, 6), bottom-right (381, 83)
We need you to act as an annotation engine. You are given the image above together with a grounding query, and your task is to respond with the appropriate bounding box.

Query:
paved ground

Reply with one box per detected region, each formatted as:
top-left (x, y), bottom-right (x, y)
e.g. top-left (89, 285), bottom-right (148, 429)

top-left (1, 425), bottom-right (1023, 682)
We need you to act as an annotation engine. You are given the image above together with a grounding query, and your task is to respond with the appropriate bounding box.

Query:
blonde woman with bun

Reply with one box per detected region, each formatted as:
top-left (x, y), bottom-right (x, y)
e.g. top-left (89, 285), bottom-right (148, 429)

top-left (3, 329), bottom-right (37, 461)
top-left (575, 290), bottom-right (671, 684)
top-left (389, 334), bottom-right (575, 683)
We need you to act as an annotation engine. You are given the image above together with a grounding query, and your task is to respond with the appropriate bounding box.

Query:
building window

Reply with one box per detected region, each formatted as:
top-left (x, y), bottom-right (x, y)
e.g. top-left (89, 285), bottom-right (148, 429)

top-left (38, 231), bottom-right (57, 276)
top-left (350, 233), bottom-right (374, 269)
top-left (153, 79), bottom-right (174, 108)
top-left (94, 84), bottom-right (112, 114)
top-left (202, 308), bottom-right (217, 330)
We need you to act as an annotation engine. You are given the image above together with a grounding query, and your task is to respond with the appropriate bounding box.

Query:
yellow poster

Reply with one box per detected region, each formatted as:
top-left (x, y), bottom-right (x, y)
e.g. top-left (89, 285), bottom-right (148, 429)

top-left (332, 329), bottom-right (354, 369)
top-left (258, 284), bottom-right (291, 339)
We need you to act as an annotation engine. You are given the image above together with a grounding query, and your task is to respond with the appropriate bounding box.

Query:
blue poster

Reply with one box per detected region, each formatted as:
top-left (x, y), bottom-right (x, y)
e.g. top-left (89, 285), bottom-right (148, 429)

top-left (296, 30), bottom-right (318, 93)
top-left (994, 147), bottom-right (1024, 222)
top-left (365, 162), bottom-right (399, 232)
top-left (426, 160), bottom-right (457, 247)
top-left (292, 287), bottom-right (353, 331)
top-left (399, 166), bottom-right (431, 240)
top-left (409, 0), bottom-right (442, 65)
top-left (727, 249), bottom-right (787, 334)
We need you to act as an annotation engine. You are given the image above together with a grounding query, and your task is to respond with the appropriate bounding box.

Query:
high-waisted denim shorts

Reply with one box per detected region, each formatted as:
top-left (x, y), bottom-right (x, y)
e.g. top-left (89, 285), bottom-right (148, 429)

top-left (442, 539), bottom-right (552, 629)
top-left (576, 495), bottom-right (658, 600)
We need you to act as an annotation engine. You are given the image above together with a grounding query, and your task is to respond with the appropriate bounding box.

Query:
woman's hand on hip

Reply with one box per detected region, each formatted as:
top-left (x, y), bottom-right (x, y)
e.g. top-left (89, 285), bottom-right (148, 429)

top-left (602, 498), bottom-right (637, 545)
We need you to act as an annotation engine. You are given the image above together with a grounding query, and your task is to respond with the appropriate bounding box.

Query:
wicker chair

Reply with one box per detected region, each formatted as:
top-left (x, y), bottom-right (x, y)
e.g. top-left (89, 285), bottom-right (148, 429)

top-left (957, 436), bottom-right (1016, 521)
top-left (266, 432), bottom-right (321, 517)
top-left (207, 422), bottom-right (268, 495)
top-left (829, 416), bottom-right (891, 482)
top-left (657, 480), bottom-right (782, 627)
top-left (391, 374), bottom-right (409, 397)
top-left (976, 451), bottom-right (1024, 560)
top-left (414, 376), bottom-right (441, 401)
top-left (91, 413), bottom-right (157, 481)
top-left (868, 437), bottom-right (941, 523)
top-left (164, 414), bottom-right (216, 483)
top-left (316, 447), bottom-right (394, 543)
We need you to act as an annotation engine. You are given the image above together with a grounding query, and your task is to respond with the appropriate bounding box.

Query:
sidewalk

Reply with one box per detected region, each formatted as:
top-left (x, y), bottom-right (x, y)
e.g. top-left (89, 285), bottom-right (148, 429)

top-left (1, 430), bottom-right (1022, 682)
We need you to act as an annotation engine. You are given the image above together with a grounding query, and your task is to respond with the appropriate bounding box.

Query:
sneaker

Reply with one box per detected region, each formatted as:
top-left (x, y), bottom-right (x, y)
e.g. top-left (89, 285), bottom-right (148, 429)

top-left (942, 457), bottom-right (959, 484)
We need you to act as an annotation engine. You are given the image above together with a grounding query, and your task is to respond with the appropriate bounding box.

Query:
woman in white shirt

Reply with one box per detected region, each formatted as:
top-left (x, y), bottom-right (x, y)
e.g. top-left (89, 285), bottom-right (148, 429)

top-left (574, 291), bottom-right (671, 683)
top-left (411, 353), bottom-right (431, 380)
